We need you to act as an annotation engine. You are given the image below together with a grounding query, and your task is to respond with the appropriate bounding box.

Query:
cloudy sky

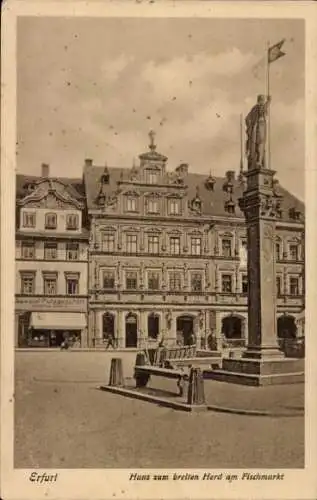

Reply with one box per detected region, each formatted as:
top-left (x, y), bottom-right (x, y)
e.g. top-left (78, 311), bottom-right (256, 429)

top-left (17, 17), bottom-right (304, 200)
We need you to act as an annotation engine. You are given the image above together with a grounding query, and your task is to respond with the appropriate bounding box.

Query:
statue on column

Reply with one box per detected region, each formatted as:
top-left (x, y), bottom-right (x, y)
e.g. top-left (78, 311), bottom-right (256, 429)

top-left (245, 95), bottom-right (271, 169)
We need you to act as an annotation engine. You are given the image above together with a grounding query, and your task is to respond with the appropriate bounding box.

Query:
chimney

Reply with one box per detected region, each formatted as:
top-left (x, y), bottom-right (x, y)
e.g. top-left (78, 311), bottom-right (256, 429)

top-left (85, 158), bottom-right (93, 167)
top-left (41, 163), bottom-right (50, 178)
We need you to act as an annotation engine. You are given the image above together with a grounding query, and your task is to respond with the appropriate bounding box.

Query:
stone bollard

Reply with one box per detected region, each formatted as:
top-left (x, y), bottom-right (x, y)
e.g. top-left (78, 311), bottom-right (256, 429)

top-left (187, 367), bottom-right (205, 405)
top-left (134, 351), bottom-right (150, 388)
top-left (109, 358), bottom-right (124, 387)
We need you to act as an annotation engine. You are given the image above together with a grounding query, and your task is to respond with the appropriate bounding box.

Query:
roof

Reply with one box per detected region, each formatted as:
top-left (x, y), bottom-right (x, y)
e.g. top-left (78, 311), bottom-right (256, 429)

top-left (83, 165), bottom-right (305, 223)
top-left (16, 174), bottom-right (86, 201)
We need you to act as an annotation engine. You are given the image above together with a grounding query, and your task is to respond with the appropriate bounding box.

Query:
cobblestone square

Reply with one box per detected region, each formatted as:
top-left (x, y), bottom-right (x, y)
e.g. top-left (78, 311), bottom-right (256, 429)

top-left (15, 351), bottom-right (304, 469)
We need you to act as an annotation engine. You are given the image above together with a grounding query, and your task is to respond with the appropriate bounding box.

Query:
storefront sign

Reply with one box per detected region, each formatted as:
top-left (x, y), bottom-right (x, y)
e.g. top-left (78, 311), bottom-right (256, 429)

top-left (16, 296), bottom-right (87, 312)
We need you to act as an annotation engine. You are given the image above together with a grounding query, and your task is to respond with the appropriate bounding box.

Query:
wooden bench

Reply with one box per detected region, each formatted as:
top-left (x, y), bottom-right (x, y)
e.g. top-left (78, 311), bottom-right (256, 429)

top-left (134, 365), bottom-right (189, 396)
top-left (134, 344), bottom-right (221, 396)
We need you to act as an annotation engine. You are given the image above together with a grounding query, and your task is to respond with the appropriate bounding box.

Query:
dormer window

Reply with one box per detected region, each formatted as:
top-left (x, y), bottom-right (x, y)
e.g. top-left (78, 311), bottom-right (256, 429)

top-left (126, 196), bottom-right (137, 212)
top-left (147, 170), bottom-right (158, 185)
top-left (45, 213), bottom-right (57, 230)
top-left (289, 208), bottom-right (301, 221)
top-left (66, 214), bottom-right (79, 230)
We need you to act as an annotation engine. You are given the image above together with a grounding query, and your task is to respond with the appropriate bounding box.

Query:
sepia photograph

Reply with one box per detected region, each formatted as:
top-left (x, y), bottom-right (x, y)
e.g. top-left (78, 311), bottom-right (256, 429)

top-left (1, 2), bottom-right (317, 500)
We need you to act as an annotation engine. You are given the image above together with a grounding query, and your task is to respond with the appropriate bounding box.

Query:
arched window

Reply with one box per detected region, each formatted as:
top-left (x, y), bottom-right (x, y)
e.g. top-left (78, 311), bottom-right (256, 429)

top-left (148, 313), bottom-right (159, 339)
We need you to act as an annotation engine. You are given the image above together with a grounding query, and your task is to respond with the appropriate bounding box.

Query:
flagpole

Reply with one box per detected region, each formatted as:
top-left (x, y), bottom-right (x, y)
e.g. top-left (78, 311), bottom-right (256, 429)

top-left (266, 40), bottom-right (271, 170)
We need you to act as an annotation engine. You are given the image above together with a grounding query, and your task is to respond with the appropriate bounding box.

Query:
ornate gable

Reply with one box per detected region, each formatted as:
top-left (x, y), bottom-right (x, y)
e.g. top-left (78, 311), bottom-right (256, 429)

top-left (17, 179), bottom-right (84, 210)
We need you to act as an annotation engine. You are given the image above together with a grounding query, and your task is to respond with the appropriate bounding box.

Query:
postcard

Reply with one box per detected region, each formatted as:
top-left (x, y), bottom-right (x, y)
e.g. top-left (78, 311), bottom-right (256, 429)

top-left (1, 1), bottom-right (317, 499)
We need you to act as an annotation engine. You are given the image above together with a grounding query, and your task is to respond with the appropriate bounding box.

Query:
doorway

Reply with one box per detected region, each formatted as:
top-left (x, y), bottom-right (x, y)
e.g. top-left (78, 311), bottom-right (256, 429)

top-left (125, 313), bottom-right (138, 347)
top-left (277, 315), bottom-right (297, 339)
top-left (176, 315), bottom-right (194, 346)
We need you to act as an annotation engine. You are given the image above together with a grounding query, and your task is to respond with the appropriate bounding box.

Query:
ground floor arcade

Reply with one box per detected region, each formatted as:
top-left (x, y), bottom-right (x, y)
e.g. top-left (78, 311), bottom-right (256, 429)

top-left (87, 307), bottom-right (305, 350)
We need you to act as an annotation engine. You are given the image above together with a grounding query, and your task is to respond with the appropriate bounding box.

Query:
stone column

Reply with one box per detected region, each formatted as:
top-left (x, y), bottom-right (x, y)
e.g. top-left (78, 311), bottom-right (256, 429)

top-left (239, 166), bottom-right (283, 359)
top-left (117, 310), bottom-right (125, 348)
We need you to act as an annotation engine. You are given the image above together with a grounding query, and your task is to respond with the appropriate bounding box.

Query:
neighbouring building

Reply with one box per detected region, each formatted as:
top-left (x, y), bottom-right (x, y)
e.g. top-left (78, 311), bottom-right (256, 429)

top-left (15, 163), bottom-right (89, 348)
top-left (83, 133), bottom-right (305, 350)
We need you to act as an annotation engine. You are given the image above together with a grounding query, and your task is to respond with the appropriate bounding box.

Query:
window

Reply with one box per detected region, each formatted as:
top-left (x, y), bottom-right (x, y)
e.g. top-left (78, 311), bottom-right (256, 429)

top-left (21, 241), bottom-right (35, 259)
top-left (169, 199), bottom-right (180, 215)
top-left (148, 235), bottom-right (159, 254)
top-left (66, 242), bottom-right (79, 260)
top-left (191, 237), bottom-right (201, 256)
top-left (66, 214), bottom-right (79, 230)
top-left (169, 271), bottom-right (181, 291)
top-left (242, 275), bottom-right (248, 294)
top-left (170, 236), bottom-right (180, 255)
top-left (126, 234), bottom-right (138, 253)
top-left (191, 272), bottom-right (202, 292)
top-left (147, 198), bottom-right (159, 214)
top-left (126, 271), bottom-right (138, 290)
top-left (102, 233), bottom-right (115, 252)
top-left (103, 270), bottom-right (115, 289)
top-left (45, 213), bottom-right (57, 229)
top-left (289, 277), bottom-right (299, 296)
top-left (148, 271), bottom-right (160, 290)
top-left (44, 242), bottom-right (57, 260)
top-left (276, 276), bottom-right (282, 296)
top-left (221, 274), bottom-right (232, 293)
top-left (275, 243), bottom-right (281, 260)
top-left (148, 171), bottom-right (158, 184)
top-left (23, 212), bottom-right (36, 228)
top-left (126, 196), bottom-right (137, 212)
top-left (148, 313), bottom-right (159, 339)
top-left (222, 238), bottom-right (232, 258)
top-left (65, 274), bottom-right (79, 295)
top-left (289, 244), bottom-right (299, 261)
top-left (43, 274), bottom-right (57, 295)
top-left (20, 273), bottom-right (35, 295)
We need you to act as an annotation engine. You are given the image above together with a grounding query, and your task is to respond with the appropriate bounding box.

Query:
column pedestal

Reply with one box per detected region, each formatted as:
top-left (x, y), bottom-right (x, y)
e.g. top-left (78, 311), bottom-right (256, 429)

top-left (207, 164), bottom-right (304, 385)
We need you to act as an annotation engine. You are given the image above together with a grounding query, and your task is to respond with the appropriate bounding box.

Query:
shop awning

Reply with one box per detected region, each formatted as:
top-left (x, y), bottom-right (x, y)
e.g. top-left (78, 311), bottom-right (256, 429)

top-left (30, 312), bottom-right (86, 330)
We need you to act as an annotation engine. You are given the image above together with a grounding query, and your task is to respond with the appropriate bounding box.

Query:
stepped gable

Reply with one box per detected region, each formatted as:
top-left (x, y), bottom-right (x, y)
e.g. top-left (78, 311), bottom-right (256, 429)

top-left (83, 164), bottom-right (304, 223)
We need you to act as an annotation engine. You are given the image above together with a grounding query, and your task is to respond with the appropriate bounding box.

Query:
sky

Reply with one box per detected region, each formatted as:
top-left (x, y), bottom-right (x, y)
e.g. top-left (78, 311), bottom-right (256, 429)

top-left (17, 17), bottom-right (305, 200)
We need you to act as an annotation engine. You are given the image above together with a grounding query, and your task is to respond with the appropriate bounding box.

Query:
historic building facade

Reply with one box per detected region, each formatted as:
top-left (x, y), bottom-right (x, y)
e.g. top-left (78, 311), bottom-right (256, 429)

top-left (83, 135), bottom-right (305, 350)
top-left (15, 164), bottom-right (89, 347)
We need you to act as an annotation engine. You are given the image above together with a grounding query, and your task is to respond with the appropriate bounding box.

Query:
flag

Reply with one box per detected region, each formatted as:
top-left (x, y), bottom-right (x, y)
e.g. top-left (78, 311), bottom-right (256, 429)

top-left (268, 39), bottom-right (286, 64)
